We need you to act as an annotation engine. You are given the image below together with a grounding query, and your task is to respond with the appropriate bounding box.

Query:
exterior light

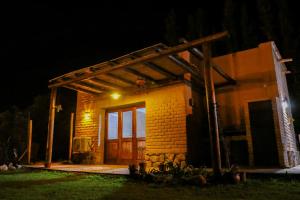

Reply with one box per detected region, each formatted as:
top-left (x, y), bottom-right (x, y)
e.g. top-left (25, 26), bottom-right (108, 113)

top-left (282, 98), bottom-right (288, 110)
top-left (84, 111), bottom-right (91, 121)
top-left (55, 104), bottom-right (63, 112)
top-left (111, 92), bottom-right (121, 100)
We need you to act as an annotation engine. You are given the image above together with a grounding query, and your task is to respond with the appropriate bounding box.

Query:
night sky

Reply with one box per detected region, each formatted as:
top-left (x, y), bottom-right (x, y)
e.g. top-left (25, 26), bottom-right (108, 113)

top-left (0, 2), bottom-right (297, 112)
top-left (0, 3), bottom-right (185, 110)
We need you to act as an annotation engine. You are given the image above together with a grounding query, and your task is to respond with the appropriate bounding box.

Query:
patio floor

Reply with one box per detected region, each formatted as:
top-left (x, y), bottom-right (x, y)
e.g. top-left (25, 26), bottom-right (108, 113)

top-left (24, 163), bottom-right (129, 175)
top-left (243, 165), bottom-right (300, 174)
top-left (24, 163), bottom-right (300, 176)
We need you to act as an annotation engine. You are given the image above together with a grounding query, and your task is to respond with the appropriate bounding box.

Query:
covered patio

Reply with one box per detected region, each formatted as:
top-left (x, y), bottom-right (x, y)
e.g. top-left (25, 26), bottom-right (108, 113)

top-left (45, 31), bottom-right (235, 174)
top-left (24, 163), bottom-right (300, 176)
top-left (25, 163), bottom-right (129, 175)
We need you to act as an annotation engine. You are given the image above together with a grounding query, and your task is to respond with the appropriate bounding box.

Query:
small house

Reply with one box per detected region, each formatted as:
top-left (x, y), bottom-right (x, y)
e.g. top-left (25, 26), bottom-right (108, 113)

top-left (46, 33), bottom-right (299, 168)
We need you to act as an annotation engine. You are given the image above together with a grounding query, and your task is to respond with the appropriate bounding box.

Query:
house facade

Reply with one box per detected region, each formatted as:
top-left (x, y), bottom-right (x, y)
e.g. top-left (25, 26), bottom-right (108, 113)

top-left (47, 34), bottom-right (299, 168)
top-left (212, 42), bottom-right (299, 167)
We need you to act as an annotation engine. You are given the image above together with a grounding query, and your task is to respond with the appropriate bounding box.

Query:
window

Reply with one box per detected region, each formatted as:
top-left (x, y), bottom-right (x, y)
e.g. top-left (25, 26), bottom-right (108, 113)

top-left (108, 112), bottom-right (118, 139)
top-left (122, 111), bottom-right (133, 138)
top-left (136, 108), bottom-right (146, 138)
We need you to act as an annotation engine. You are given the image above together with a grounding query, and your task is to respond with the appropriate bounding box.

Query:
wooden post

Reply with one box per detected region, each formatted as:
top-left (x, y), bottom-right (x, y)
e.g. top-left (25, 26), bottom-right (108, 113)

top-left (27, 115), bottom-right (32, 164)
top-left (69, 112), bottom-right (74, 161)
top-left (45, 87), bottom-right (57, 168)
top-left (203, 43), bottom-right (222, 175)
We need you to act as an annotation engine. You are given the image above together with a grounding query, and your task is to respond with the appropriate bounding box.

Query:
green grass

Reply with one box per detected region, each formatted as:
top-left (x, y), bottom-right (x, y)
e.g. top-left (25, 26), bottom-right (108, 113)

top-left (1, 169), bottom-right (300, 200)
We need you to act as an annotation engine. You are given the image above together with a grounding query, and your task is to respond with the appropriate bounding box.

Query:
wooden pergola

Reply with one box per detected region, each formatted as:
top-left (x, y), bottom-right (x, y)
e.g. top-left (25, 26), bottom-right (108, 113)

top-left (46, 31), bottom-right (234, 175)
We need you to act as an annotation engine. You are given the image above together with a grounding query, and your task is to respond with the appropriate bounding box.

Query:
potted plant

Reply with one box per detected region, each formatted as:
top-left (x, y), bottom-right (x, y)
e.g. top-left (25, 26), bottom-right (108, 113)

top-left (139, 161), bottom-right (146, 174)
top-left (128, 164), bottom-right (138, 178)
top-left (158, 162), bottom-right (166, 172)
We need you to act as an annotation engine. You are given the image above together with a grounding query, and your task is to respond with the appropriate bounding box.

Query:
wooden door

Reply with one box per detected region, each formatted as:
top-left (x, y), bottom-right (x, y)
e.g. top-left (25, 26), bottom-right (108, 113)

top-left (248, 100), bottom-right (279, 167)
top-left (105, 106), bottom-right (145, 164)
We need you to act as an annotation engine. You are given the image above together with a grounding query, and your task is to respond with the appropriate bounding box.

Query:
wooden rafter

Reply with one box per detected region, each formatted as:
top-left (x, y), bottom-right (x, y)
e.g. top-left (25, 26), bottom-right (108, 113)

top-left (105, 73), bottom-right (136, 86)
top-left (71, 83), bottom-right (104, 94)
top-left (64, 84), bottom-right (101, 95)
top-left (143, 62), bottom-right (178, 79)
top-left (48, 31), bottom-right (228, 88)
top-left (180, 38), bottom-right (236, 85)
top-left (129, 53), bottom-right (178, 79)
top-left (110, 58), bottom-right (157, 83)
top-left (86, 78), bottom-right (122, 90)
top-left (167, 54), bottom-right (202, 80)
top-left (76, 81), bottom-right (107, 92)
top-left (124, 68), bottom-right (157, 83)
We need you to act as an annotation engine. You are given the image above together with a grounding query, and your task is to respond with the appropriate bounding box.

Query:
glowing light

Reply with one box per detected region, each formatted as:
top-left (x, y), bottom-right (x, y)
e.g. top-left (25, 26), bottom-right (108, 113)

top-left (110, 92), bottom-right (121, 100)
top-left (282, 98), bottom-right (289, 110)
top-left (84, 111), bottom-right (91, 121)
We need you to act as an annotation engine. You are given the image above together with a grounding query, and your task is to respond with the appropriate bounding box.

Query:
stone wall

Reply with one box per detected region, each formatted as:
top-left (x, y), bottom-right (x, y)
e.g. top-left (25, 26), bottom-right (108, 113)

top-left (145, 153), bottom-right (186, 169)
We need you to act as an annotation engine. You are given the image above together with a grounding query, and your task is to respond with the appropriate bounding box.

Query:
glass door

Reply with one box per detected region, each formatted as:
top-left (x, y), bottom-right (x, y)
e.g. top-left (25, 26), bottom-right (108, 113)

top-left (105, 106), bottom-right (145, 164)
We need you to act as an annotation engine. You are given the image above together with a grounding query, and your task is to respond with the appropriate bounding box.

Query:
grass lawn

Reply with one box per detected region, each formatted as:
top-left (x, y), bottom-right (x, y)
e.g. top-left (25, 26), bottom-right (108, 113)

top-left (1, 169), bottom-right (300, 200)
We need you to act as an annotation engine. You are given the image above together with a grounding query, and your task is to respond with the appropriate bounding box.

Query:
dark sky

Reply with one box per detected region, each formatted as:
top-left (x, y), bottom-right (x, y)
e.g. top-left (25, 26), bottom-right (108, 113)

top-left (0, 3), bottom-right (185, 110)
top-left (0, 2), bottom-right (262, 111)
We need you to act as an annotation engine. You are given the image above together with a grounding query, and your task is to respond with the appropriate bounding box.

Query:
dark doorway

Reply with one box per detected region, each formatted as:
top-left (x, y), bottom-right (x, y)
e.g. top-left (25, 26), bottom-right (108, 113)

top-left (248, 100), bottom-right (279, 167)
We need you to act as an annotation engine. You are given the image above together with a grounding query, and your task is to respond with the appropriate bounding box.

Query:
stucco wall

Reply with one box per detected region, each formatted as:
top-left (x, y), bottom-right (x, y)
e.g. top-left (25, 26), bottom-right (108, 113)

top-left (212, 42), bottom-right (299, 167)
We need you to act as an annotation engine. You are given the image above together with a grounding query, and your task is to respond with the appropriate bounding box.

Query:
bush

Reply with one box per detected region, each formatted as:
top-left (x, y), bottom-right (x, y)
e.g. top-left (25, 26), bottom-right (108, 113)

top-left (130, 161), bottom-right (245, 186)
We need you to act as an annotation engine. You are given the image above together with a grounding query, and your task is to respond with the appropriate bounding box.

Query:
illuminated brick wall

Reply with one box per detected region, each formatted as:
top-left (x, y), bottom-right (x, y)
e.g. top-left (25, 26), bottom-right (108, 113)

top-left (73, 41), bottom-right (299, 168)
top-left (75, 83), bottom-right (192, 166)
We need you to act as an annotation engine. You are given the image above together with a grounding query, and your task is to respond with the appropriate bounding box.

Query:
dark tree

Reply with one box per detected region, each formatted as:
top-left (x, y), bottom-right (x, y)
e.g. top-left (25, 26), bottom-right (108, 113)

top-left (164, 9), bottom-right (178, 46)
top-left (0, 107), bottom-right (27, 164)
top-left (186, 8), bottom-right (206, 40)
top-left (223, 0), bottom-right (240, 52)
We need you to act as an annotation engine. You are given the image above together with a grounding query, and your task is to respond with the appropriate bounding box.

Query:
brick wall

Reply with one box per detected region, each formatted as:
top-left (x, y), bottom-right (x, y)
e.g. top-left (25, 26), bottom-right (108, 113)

top-left (75, 83), bottom-right (192, 167)
top-left (75, 93), bottom-right (102, 163)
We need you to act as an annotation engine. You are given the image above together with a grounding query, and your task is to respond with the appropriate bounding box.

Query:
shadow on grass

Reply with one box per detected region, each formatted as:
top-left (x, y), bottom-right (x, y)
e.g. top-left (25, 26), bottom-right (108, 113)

top-left (100, 178), bottom-right (200, 200)
top-left (0, 173), bottom-right (86, 189)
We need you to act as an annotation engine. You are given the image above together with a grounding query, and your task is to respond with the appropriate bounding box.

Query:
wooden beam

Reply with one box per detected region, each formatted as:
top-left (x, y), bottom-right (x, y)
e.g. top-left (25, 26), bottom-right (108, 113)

top-left (203, 43), bottom-right (222, 175)
top-left (63, 85), bottom-right (100, 96)
top-left (27, 117), bottom-right (32, 164)
top-left (87, 78), bottom-right (122, 90)
top-left (69, 112), bottom-right (74, 161)
top-left (105, 73), bottom-right (136, 86)
top-left (110, 59), bottom-right (157, 83)
top-left (45, 88), bottom-right (57, 168)
top-left (191, 48), bottom-right (236, 84)
top-left (129, 53), bottom-right (178, 79)
top-left (124, 67), bottom-right (157, 83)
top-left (49, 31), bottom-right (229, 88)
top-left (167, 54), bottom-right (202, 79)
top-left (76, 81), bottom-right (107, 91)
top-left (180, 38), bottom-right (236, 85)
top-left (72, 82), bottom-right (104, 94)
top-left (144, 62), bottom-right (178, 79)
top-left (280, 58), bottom-right (293, 63)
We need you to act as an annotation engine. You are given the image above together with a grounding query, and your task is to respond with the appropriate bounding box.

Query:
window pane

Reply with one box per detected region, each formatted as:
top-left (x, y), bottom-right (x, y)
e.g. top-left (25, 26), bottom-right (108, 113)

top-left (136, 108), bottom-right (145, 138)
top-left (108, 112), bottom-right (118, 139)
top-left (122, 111), bottom-right (132, 138)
